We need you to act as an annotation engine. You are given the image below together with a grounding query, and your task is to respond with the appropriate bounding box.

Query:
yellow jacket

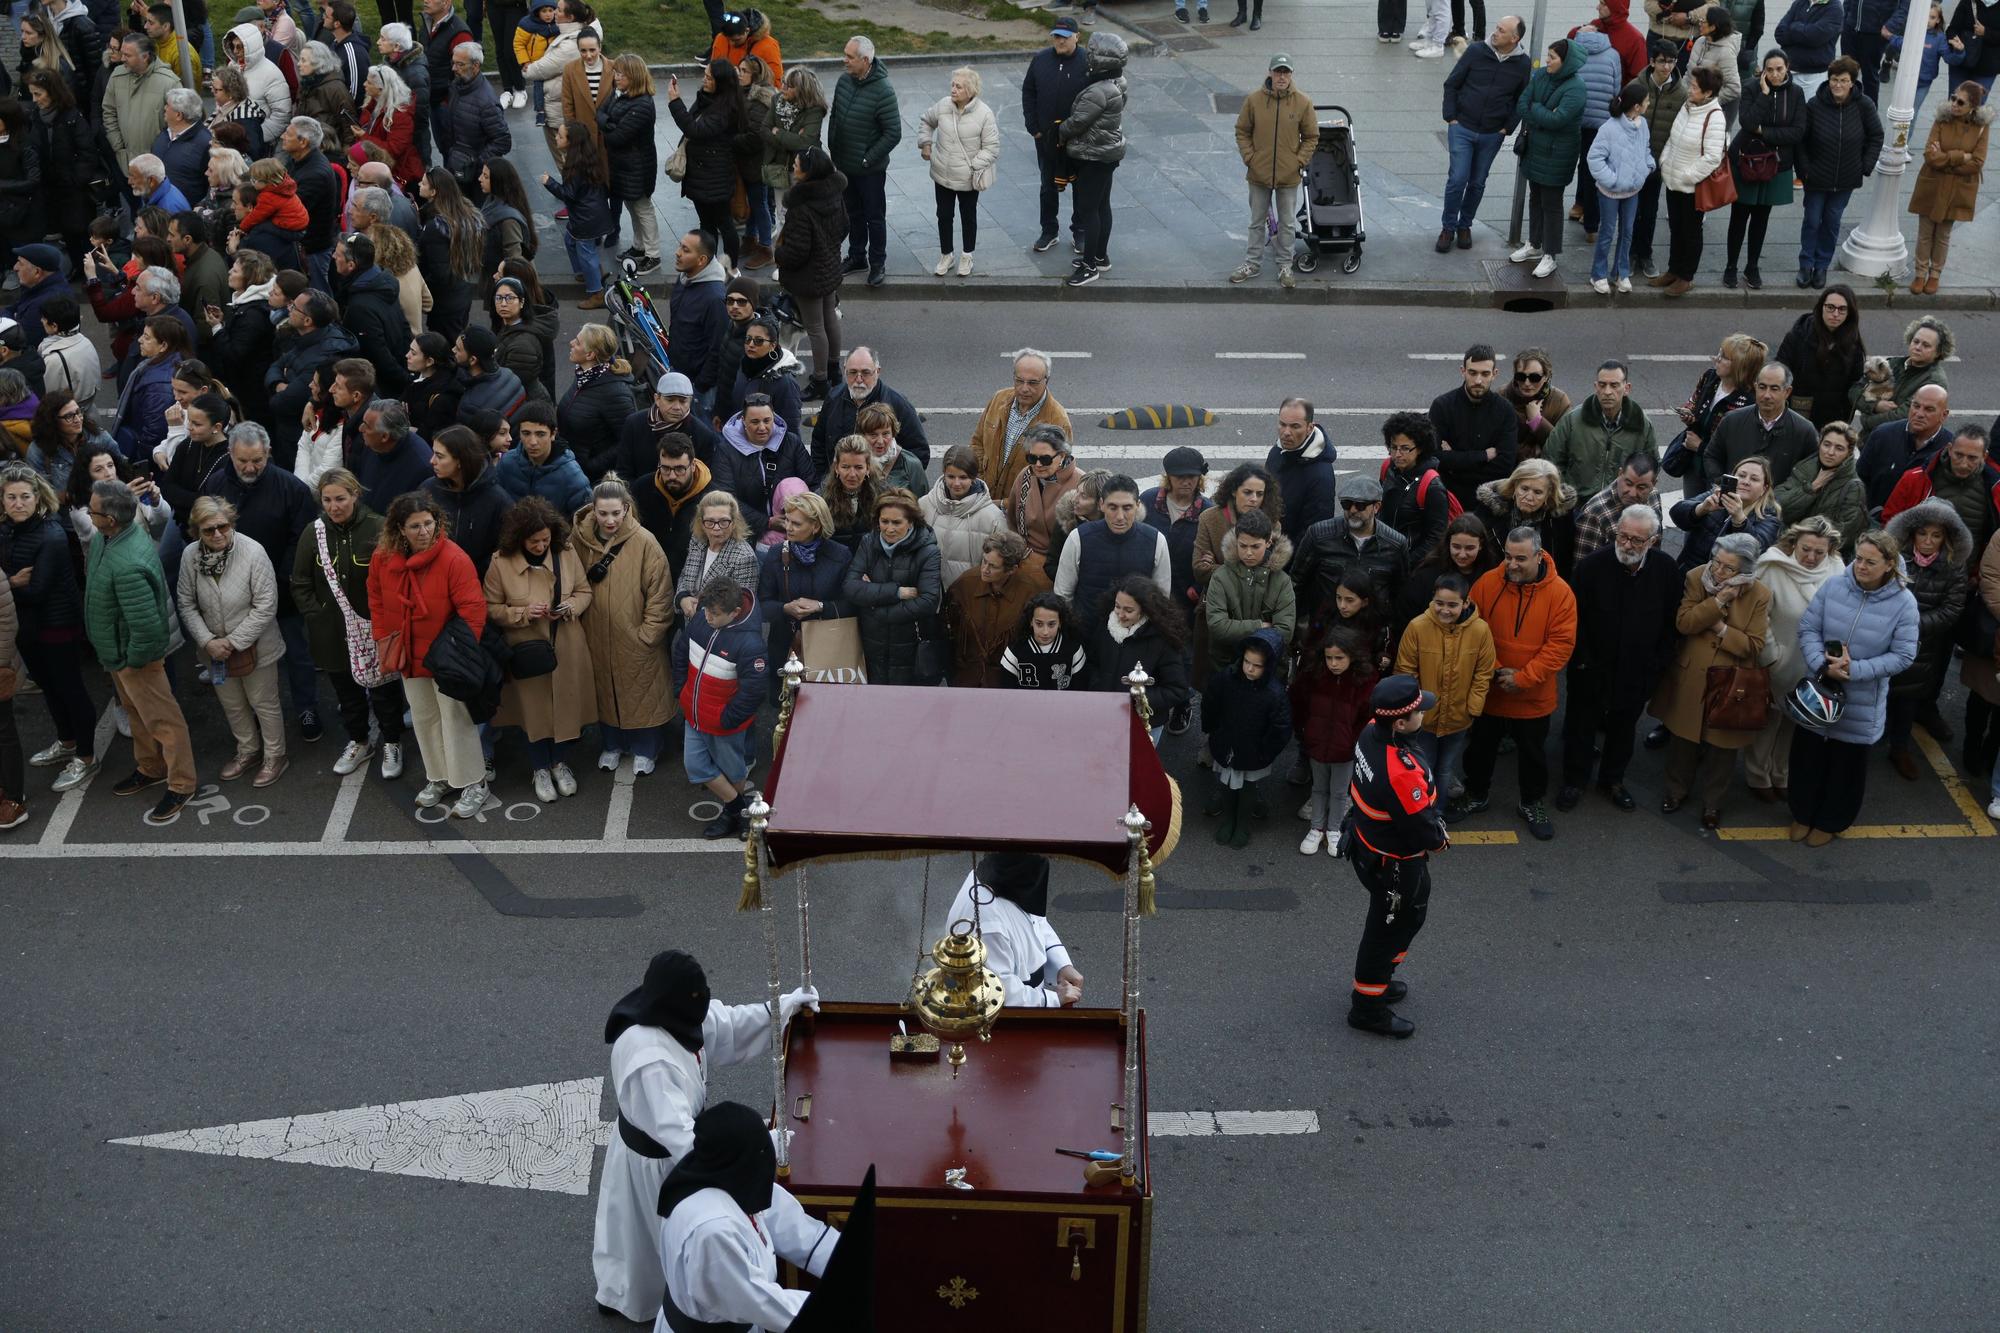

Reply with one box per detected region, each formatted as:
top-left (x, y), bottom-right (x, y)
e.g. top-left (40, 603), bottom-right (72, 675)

top-left (156, 32), bottom-right (203, 92)
top-left (513, 25), bottom-right (553, 72)
top-left (1393, 602), bottom-right (1496, 737)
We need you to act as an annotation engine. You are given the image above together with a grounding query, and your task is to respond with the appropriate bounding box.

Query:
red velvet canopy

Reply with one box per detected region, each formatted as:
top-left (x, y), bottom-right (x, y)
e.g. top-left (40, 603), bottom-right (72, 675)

top-left (761, 685), bottom-right (1180, 876)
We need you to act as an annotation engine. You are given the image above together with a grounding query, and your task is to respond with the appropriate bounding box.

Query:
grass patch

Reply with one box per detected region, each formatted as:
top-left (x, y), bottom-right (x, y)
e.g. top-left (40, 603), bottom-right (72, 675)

top-left (586, 0), bottom-right (1047, 63)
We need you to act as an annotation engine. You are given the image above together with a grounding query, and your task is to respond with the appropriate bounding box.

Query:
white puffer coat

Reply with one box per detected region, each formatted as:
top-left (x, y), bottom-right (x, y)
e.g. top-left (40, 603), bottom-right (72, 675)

top-left (918, 94), bottom-right (1000, 193)
top-left (1660, 96), bottom-right (1728, 192)
top-left (920, 476), bottom-right (1008, 587)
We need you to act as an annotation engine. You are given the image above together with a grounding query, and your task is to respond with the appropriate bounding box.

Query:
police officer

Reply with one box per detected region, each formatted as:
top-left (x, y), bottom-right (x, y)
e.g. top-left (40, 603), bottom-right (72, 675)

top-left (1339, 675), bottom-right (1449, 1038)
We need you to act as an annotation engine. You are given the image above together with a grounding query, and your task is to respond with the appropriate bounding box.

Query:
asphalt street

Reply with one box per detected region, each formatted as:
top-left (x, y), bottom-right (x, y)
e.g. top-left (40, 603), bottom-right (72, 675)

top-left (5, 302), bottom-right (1997, 1330)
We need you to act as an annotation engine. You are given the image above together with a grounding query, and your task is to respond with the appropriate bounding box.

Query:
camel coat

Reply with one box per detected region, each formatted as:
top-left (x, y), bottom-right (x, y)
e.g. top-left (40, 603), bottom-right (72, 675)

top-left (970, 389), bottom-right (1073, 520)
top-left (1908, 107), bottom-right (1991, 223)
top-left (484, 548), bottom-right (597, 742)
top-left (572, 516), bottom-right (674, 728)
top-left (1652, 567), bottom-right (1772, 748)
top-left (943, 561), bottom-right (1052, 688)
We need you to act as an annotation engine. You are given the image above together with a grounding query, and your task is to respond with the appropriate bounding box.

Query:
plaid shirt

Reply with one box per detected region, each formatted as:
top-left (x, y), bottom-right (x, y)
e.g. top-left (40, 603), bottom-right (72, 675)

top-left (1572, 484), bottom-right (1664, 560)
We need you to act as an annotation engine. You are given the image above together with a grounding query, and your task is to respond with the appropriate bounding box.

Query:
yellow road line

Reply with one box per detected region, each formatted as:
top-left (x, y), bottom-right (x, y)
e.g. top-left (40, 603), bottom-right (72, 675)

top-left (1916, 727), bottom-right (1996, 836)
top-left (1717, 822), bottom-right (1981, 842)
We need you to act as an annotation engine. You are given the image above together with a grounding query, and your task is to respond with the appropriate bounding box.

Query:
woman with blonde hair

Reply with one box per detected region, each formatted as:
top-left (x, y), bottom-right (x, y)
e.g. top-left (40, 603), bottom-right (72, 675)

top-left (759, 488), bottom-right (853, 665)
top-left (675, 489), bottom-right (760, 622)
top-left (558, 322), bottom-right (638, 480)
top-left (368, 221), bottom-right (432, 335)
top-left (292, 467), bottom-right (406, 781)
top-left (1675, 331), bottom-right (1763, 478)
top-left (573, 475), bottom-right (674, 774)
top-left (177, 495), bottom-right (288, 787)
top-left (486, 494), bottom-right (596, 804)
top-left (1474, 457), bottom-right (1578, 575)
top-left (1745, 514), bottom-right (1843, 802)
top-left (818, 435), bottom-right (878, 553)
top-left (601, 55), bottom-right (661, 274)
top-left (919, 66), bottom-right (1000, 278)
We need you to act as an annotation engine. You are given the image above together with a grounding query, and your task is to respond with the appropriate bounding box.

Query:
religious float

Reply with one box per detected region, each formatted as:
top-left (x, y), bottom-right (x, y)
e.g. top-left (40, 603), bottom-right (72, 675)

top-left (735, 656), bottom-right (1181, 1330)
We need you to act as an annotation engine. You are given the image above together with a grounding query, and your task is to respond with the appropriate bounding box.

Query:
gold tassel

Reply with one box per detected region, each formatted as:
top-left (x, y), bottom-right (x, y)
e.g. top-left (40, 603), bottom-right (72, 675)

top-left (739, 837), bottom-right (763, 912)
top-left (1138, 843), bottom-right (1157, 918)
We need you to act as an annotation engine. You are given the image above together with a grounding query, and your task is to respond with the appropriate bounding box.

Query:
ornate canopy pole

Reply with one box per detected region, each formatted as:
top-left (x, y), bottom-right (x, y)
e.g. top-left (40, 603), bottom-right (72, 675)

top-left (1119, 805), bottom-right (1147, 1187)
top-left (744, 793), bottom-right (788, 1177)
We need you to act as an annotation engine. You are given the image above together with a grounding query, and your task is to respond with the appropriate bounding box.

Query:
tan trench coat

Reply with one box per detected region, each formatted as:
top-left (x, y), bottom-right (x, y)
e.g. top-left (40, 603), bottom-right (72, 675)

top-left (572, 516), bottom-right (675, 728)
top-left (485, 548), bottom-right (597, 743)
top-left (1652, 568), bottom-right (1772, 748)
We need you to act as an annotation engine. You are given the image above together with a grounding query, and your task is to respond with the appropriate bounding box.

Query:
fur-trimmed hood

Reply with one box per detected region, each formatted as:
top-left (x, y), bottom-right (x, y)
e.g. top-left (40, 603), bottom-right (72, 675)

top-left (1219, 527), bottom-right (1294, 572)
top-left (1885, 498), bottom-right (1975, 571)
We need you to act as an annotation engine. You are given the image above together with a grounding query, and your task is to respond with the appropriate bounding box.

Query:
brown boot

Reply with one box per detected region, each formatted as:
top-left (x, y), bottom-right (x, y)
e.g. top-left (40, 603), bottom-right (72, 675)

top-left (1910, 264), bottom-right (1928, 295)
top-left (577, 291), bottom-right (606, 310)
top-left (1648, 272), bottom-right (1676, 288)
top-left (1664, 278), bottom-right (1693, 297)
top-left (1924, 269), bottom-right (1940, 294)
top-left (741, 244), bottom-right (776, 271)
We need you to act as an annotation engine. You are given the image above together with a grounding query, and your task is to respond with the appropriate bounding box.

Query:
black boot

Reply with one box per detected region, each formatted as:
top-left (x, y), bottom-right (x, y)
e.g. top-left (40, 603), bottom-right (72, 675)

top-left (1722, 264), bottom-right (1738, 288)
top-left (1213, 787), bottom-right (1241, 846)
top-left (1245, 778), bottom-right (1268, 821)
top-left (1249, 0), bottom-right (1263, 26)
top-left (1204, 775), bottom-right (1228, 817)
top-left (1347, 997), bottom-right (1415, 1038)
top-left (1384, 977), bottom-right (1408, 1003)
top-left (1229, 0), bottom-right (1246, 24)
top-left (1744, 262), bottom-right (1763, 289)
top-left (1229, 783), bottom-right (1253, 848)
top-left (703, 793), bottom-right (744, 840)
top-left (1964, 695), bottom-right (1998, 776)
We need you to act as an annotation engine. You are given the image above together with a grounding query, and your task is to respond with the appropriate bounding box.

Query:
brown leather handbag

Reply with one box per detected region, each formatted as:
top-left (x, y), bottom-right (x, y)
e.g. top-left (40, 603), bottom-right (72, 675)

top-left (1703, 664), bottom-right (1770, 731)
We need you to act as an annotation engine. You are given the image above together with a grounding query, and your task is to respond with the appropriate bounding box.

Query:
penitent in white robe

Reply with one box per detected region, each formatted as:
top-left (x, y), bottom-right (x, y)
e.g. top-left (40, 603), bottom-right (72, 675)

top-left (655, 1184), bottom-right (837, 1333)
top-left (592, 999), bottom-right (775, 1322)
top-left (945, 871), bottom-right (1074, 1009)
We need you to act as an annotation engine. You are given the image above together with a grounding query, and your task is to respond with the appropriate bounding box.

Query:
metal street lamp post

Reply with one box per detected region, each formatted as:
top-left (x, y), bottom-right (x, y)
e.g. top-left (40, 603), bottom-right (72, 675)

top-left (1838, 0), bottom-right (1933, 278)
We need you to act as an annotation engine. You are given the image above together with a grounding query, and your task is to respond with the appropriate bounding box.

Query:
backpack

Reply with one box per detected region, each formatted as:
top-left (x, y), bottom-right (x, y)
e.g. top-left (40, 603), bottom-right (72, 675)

top-left (1378, 460), bottom-right (1464, 523)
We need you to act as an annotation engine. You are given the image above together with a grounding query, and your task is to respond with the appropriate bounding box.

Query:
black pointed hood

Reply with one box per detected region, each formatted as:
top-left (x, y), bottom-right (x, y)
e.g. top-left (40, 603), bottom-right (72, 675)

top-left (977, 852), bottom-right (1052, 917)
top-left (657, 1101), bottom-right (777, 1222)
top-left (605, 949), bottom-right (711, 1050)
top-left (790, 1165), bottom-right (878, 1332)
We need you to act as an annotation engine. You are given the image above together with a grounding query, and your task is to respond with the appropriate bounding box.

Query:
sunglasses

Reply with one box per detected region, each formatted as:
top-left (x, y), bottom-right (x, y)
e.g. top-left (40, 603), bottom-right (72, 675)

top-left (744, 335), bottom-right (773, 347)
top-left (724, 296), bottom-right (753, 307)
top-left (1340, 498), bottom-right (1375, 510)
top-left (1513, 370), bottom-right (1544, 384)
top-left (200, 522), bottom-right (233, 535)
top-left (1027, 452), bottom-right (1058, 464)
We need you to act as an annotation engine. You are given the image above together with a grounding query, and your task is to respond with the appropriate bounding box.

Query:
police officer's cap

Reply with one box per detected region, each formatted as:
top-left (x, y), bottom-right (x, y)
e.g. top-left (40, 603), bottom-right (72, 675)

top-left (1370, 674), bottom-right (1436, 719)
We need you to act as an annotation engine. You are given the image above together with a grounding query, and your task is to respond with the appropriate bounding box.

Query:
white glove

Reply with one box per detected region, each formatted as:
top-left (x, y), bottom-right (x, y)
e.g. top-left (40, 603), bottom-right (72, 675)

top-left (778, 986), bottom-right (820, 1026)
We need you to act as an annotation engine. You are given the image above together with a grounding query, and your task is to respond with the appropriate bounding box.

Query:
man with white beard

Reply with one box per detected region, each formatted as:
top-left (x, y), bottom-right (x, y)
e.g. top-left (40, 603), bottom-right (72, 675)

top-left (1555, 505), bottom-right (1681, 813)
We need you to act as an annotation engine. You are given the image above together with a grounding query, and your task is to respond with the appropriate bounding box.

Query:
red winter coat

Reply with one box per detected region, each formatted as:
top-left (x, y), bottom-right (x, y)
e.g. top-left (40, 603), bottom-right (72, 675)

top-left (240, 174), bottom-right (311, 233)
top-left (1881, 453), bottom-right (2000, 536)
top-left (356, 104), bottom-right (422, 188)
top-left (1288, 665), bottom-right (1379, 764)
top-left (365, 536), bottom-right (485, 679)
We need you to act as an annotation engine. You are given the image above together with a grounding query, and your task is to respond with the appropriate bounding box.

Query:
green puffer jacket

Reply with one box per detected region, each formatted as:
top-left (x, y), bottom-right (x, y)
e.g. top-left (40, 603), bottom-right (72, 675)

top-left (1772, 451), bottom-right (1870, 556)
top-left (1515, 39), bottom-right (1590, 187)
top-left (828, 59), bottom-right (902, 176)
top-left (1850, 355), bottom-right (1949, 437)
top-left (1204, 531), bottom-right (1298, 667)
top-left (85, 520), bottom-right (175, 671)
top-left (1640, 72), bottom-right (1688, 161)
top-left (291, 506), bottom-right (386, 669)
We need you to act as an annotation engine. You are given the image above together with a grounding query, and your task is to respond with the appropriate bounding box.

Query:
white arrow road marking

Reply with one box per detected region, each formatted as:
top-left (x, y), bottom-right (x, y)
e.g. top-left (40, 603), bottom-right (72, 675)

top-left (110, 1082), bottom-right (1320, 1194)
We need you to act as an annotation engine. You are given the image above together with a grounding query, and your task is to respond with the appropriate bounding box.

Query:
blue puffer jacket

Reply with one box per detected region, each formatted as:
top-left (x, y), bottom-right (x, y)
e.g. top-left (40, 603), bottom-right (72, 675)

top-left (1797, 564), bottom-right (1919, 743)
top-left (492, 443), bottom-right (592, 515)
top-left (1569, 28), bottom-right (1620, 131)
top-left (1587, 113), bottom-right (1656, 196)
top-left (1775, 0), bottom-right (1843, 74)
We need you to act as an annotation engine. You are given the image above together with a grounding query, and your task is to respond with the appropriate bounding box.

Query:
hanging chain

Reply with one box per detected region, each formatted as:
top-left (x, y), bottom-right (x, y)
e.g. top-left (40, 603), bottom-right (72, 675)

top-left (909, 855), bottom-right (933, 1002)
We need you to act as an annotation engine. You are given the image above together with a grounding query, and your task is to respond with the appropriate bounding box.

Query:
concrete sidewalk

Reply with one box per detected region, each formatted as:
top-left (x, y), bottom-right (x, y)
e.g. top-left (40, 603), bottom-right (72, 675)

top-left (519, 0), bottom-right (2000, 309)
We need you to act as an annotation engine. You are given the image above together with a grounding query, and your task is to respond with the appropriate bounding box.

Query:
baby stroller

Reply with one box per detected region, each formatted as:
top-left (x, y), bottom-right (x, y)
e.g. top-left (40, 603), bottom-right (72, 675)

top-left (607, 264), bottom-right (671, 386)
top-left (1294, 105), bottom-right (1364, 275)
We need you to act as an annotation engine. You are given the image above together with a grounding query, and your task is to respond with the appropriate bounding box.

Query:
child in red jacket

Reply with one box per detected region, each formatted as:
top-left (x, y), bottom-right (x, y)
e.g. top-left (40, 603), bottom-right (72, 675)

top-left (1289, 624), bottom-right (1378, 856)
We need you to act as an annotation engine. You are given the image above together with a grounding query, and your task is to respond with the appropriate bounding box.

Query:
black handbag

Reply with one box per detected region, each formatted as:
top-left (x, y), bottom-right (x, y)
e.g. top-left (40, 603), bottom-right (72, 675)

top-left (508, 558), bottom-right (561, 679)
top-left (424, 611), bottom-right (502, 706)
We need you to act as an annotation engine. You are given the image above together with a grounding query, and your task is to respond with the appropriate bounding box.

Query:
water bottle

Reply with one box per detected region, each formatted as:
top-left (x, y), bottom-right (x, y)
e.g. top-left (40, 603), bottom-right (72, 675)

top-left (207, 656), bottom-right (230, 687)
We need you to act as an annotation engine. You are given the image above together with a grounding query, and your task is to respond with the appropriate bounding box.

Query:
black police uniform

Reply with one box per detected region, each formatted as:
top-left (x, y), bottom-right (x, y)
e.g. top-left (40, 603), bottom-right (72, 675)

top-left (1338, 682), bottom-right (1448, 1036)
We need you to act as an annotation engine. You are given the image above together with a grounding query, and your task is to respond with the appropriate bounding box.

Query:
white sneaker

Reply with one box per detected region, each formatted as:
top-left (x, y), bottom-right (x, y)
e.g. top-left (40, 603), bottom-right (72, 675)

top-left (415, 779), bottom-right (449, 807)
top-left (598, 750), bottom-right (621, 772)
top-left (1299, 829), bottom-right (1325, 854)
top-left (1413, 43), bottom-right (1446, 57)
top-left (1509, 243), bottom-right (1541, 264)
top-left (532, 768), bottom-right (557, 804)
top-left (1616, 276), bottom-right (1633, 293)
top-left (1229, 261), bottom-right (1261, 283)
top-left (52, 756), bottom-right (99, 792)
top-left (1407, 37), bottom-right (1429, 47)
top-left (1328, 833), bottom-right (1344, 857)
top-left (553, 762), bottom-right (578, 797)
top-left (1590, 277), bottom-right (1610, 294)
top-left (112, 701), bottom-right (131, 738)
top-left (1532, 255), bottom-right (1559, 279)
top-left (632, 754), bottom-right (656, 776)
top-left (451, 782), bottom-right (489, 819)
top-left (934, 252), bottom-right (954, 276)
top-left (333, 740), bottom-right (374, 775)
top-left (379, 743), bottom-right (404, 779)
top-left (1989, 797), bottom-right (2000, 819)
top-left (958, 252), bottom-right (974, 277)
top-left (1297, 800), bottom-right (1314, 821)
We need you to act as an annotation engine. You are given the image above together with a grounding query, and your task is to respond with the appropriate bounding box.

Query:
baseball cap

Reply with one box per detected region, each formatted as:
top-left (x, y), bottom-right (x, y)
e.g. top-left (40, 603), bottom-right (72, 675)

top-left (1269, 53), bottom-right (1294, 71)
top-left (1052, 16), bottom-right (1080, 35)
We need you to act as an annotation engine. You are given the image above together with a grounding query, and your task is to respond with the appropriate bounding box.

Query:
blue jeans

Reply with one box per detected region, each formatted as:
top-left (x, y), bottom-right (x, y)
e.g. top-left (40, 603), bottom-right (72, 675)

top-left (1442, 124), bottom-right (1505, 232)
top-left (1415, 728), bottom-right (1470, 794)
top-left (746, 184), bottom-right (773, 247)
top-left (1591, 191), bottom-right (1639, 280)
top-left (277, 612), bottom-right (322, 718)
top-left (600, 724), bottom-right (661, 760)
top-left (1799, 189), bottom-right (1853, 271)
top-left (564, 227), bottom-right (605, 294)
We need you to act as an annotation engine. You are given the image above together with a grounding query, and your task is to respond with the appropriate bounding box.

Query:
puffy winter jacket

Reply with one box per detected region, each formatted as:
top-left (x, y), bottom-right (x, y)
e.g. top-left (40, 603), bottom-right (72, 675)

top-left (1796, 83), bottom-right (1885, 193)
top-left (1234, 78), bottom-right (1321, 188)
top-left (842, 524), bottom-right (943, 685)
top-left (340, 265), bottom-right (413, 393)
top-left (669, 88), bottom-right (745, 206)
top-left (423, 469), bottom-right (511, 578)
top-left (1442, 39), bottom-right (1533, 135)
top-left (1797, 564), bottom-right (1920, 743)
top-left (671, 587), bottom-right (767, 734)
top-left (84, 520), bottom-right (177, 670)
top-left (1289, 660), bottom-right (1378, 764)
top-left (668, 255), bottom-right (730, 392)
top-left (1392, 601), bottom-right (1497, 736)
top-left (1060, 35), bottom-right (1128, 163)
top-left (1734, 78), bottom-right (1809, 174)
top-left (919, 95), bottom-right (1000, 193)
top-left (1884, 500), bottom-right (1972, 702)
top-left (759, 537), bottom-right (853, 666)
top-left (493, 443), bottom-right (592, 514)
top-left (444, 71), bottom-right (512, 176)
top-left (1660, 96), bottom-right (1729, 192)
top-left (1688, 31), bottom-right (1744, 107)
top-left (457, 367), bottom-right (530, 427)
top-left (1588, 112), bottom-right (1656, 196)
top-left (828, 57), bottom-right (902, 177)
top-left (227, 23), bottom-right (293, 141)
top-left (920, 478), bottom-right (1009, 588)
top-left (1205, 529), bottom-right (1298, 665)
top-left (712, 412), bottom-right (817, 520)
top-left (598, 92), bottom-right (658, 202)
top-left (1201, 628), bottom-right (1294, 772)
top-left (1514, 39), bottom-right (1590, 187)
top-left (1772, 452), bottom-right (1870, 554)
top-left (1568, 28), bottom-right (1620, 131)
top-left (0, 514), bottom-right (84, 639)
top-left (559, 369), bottom-right (639, 481)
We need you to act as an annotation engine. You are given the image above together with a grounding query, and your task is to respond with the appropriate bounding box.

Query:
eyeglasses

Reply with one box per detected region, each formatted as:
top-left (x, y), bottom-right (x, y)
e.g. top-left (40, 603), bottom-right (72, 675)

top-left (1612, 532), bottom-right (1650, 547)
top-left (724, 296), bottom-right (752, 307)
top-left (1027, 452), bottom-right (1058, 465)
top-left (199, 522), bottom-right (233, 535)
top-left (58, 407), bottom-right (85, 420)
top-left (494, 291), bottom-right (520, 302)
top-left (1822, 301), bottom-right (1849, 312)
top-left (701, 516), bottom-right (732, 528)
top-left (1513, 370), bottom-right (1544, 384)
